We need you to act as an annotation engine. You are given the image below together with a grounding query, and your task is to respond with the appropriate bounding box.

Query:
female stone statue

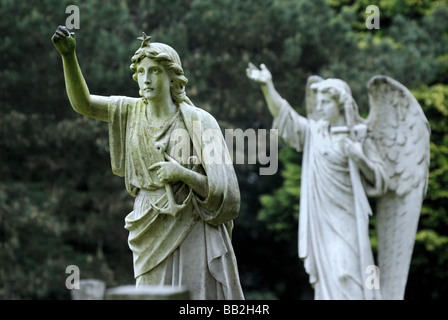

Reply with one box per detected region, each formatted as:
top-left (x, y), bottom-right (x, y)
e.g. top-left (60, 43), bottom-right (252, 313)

top-left (52, 26), bottom-right (244, 300)
top-left (247, 63), bottom-right (430, 300)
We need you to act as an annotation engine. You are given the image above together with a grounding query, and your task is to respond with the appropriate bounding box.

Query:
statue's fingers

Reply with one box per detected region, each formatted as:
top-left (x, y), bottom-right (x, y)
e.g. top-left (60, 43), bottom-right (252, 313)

top-left (246, 64), bottom-right (253, 77)
top-left (248, 62), bottom-right (257, 70)
top-left (55, 30), bottom-right (67, 38)
top-left (57, 25), bottom-right (70, 36)
top-left (148, 162), bottom-right (163, 171)
top-left (343, 138), bottom-right (353, 155)
top-left (164, 153), bottom-right (178, 164)
top-left (158, 172), bottom-right (166, 184)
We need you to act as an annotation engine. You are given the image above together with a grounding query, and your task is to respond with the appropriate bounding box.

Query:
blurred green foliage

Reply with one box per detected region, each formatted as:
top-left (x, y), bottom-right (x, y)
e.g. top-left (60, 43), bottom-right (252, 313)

top-left (0, 0), bottom-right (446, 299)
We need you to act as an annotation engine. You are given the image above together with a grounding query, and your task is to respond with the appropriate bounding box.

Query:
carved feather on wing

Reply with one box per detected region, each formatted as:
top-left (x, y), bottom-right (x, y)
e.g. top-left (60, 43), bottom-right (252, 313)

top-left (366, 75), bottom-right (430, 300)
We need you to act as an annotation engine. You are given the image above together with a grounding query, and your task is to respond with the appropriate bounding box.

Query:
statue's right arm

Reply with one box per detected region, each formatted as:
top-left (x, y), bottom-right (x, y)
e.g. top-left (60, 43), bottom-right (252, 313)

top-left (246, 63), bottom-right (291, 119)
top-left (52, 26), bottom-right (109, 122)
top-left (247, 62), bottom-right (308, 151)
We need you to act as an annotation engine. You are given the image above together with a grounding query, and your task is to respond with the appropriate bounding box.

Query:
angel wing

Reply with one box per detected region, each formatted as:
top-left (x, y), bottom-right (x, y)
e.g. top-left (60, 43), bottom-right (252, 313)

top-left (366, 75), bottom-right (430, 300)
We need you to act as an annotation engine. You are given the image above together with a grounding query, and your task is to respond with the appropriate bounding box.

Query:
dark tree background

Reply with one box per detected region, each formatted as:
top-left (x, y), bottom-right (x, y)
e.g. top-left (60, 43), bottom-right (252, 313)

top-left (0, 0), bottom-right (447, 299)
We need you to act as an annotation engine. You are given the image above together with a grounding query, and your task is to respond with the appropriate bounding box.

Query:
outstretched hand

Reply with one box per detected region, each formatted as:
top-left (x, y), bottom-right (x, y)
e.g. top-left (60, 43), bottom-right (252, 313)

top-left (246, 62), bottom-right (272, 85)
top-left (51, 25), bottom-right (76, 56)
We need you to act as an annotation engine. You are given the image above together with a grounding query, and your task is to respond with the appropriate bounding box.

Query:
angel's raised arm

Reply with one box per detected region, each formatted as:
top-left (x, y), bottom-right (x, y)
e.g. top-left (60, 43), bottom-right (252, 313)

top-left (246, 63), bottom-right (296, 119)
top-left (52, 26), bottom-right (109, 122)
top-left (247, 63), bottom-right (310, 152)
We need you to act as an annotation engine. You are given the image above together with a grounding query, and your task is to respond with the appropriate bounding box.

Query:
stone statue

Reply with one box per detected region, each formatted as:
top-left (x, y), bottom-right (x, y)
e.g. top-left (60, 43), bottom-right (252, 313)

top-left (247, 63), bottom-right (430, 300)
top-left (51, 26), bottom-right (244, 300)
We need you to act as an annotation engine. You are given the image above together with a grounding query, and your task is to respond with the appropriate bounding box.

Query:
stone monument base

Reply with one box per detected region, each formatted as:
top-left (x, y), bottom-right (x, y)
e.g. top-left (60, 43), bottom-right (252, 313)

top-left (105, 285), bottom-right (190, 300)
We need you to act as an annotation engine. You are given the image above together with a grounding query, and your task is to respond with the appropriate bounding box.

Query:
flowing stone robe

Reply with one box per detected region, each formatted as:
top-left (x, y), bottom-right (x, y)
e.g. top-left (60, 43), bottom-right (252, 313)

top-left (273, 99), bottom-right (388, 300)
top-left (107, 96), bottom-right (244, 300)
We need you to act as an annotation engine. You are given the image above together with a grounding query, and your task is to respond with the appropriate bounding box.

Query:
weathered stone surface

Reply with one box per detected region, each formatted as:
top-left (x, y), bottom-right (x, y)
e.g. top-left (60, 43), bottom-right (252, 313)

top-left (70, 279), bottom-right (106, 300)
top-left (105, 285), bottom-right (190, 300)
top-left (247, 63), bottom-right (430, 300)
top-left (52, 26), bottom-right (244, 300)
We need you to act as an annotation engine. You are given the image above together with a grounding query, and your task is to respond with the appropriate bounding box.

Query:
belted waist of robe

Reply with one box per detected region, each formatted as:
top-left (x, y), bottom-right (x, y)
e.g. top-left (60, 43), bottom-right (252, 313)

top-left (124, 185), bottom-right (199, 278)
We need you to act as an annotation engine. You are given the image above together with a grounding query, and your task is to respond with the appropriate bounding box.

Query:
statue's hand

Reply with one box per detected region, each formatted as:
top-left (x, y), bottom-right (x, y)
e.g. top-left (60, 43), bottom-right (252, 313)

top-left (350, 124), bottom-right (368, 143)
top-left (246, 62), bottom-right (272, 85)
top-left (343, 138), bottom-right (365, 161)
top-left (149, 161), bottom-right (185, 184)
top-left (51, 25), bottom-right (76, 56)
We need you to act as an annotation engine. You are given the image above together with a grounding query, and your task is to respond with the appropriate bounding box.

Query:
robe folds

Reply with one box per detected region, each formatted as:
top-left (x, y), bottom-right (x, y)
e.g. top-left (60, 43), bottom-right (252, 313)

top-left (273, 99), bottom-right (388, 300)
top-left (107, 96), bottom-right (244, 300)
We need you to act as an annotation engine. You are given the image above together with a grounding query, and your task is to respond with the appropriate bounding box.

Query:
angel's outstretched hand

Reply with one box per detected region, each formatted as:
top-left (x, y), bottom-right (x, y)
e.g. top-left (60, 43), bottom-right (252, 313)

top-left (246, 63), bottom-right (272, 85)
top-left (51, 25), bottom-right (76, 56)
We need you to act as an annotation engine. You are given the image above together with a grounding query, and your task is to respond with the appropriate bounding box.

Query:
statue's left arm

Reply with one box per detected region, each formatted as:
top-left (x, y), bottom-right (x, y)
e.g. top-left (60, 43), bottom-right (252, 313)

top-left (344, 128), bottom-right (388, 196)
top-left (344, 137), bottom-right (377, 185)
top-left (150, 156), bottom-right (208, 199)
top-left (180, 105), bottom-right (240, 226)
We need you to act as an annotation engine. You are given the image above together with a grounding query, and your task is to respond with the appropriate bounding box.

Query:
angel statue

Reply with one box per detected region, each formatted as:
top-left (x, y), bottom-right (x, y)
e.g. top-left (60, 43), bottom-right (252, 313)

top-left (51, 25), bottom-right (245, 300)
top-left (246, 63), bottom-right (430, 300)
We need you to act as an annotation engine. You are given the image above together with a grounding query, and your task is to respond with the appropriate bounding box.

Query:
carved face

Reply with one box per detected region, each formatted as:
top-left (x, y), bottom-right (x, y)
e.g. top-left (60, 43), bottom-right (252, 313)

top-left (315, 90), bottom-right (344, 125)
top-left (137, 57), bottom-right (172, 102)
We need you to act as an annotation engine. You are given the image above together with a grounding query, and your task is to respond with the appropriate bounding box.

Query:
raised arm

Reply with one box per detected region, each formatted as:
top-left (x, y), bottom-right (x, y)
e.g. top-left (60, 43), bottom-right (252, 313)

top-left (51, 26), bottom-right (109, 122)
top-left (247, 62), bottom-right (309, 152)
top-left (246, 63), bottom-right (288, 118)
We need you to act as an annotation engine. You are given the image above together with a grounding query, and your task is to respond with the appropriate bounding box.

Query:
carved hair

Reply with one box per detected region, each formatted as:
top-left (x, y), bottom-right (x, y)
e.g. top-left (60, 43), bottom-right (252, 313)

top-left (311, 78), bottom-right (364, 126)
top-left (130, 42), bottom-right (192, 105)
